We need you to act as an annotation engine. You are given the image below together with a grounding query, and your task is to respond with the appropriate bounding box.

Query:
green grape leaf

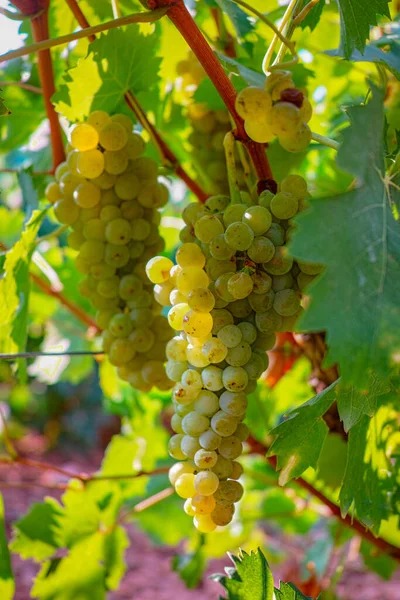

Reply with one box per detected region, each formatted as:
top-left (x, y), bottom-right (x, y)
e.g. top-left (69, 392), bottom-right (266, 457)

top-left (339, 405), bottom-right (394, 530)
top-left (172, 546), bottom-right (206, 589)
top-left (103, 525), bottom-right (129, 590)
top-left (216, 53), bottom-right (264, 88)
top-left (211, 548), bottom-right (274, 600)
top-left (0, 209), bottom-right (47, 361)
top-left (54, 27), bottom-right (161, 121)
top-left (31, 534), bottom-right (106, 600)
top-left (290, 85), bottom-right (400, 387)
top-left (214, 1), bottom-right (254, 38)
top-left (0, 83), bottom-right (44, 153)
top-left (316, 433), bottom-right (347, 489)
top-left (268, 382), bottom-right (337, 485)
top-left (0, 495), bottom-right (14, 600)
top-left (10, 498), bottom-right (63, 562)
top-left (360, 540), bottom-right (398, 580)
top-left (18, 170), bottom-right (39, 223)
top-left (337, 0), bottom-right (391, 59)
top-left (336, 372), bottom-right (390, 431)
top-left (327, 46), bottom-right (400, 80)
top-left (275, 582), bottom-right (317, 600)
top-left (0, 89), bottom-right (10, 117)
top-left (299, 0), bottom-right (326, 32)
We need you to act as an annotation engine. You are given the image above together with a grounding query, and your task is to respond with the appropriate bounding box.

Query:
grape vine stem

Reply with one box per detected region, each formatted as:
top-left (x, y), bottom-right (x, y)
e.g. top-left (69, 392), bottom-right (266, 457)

top-left (0, 81), bottom-right (43, 94)
top-left (63, 0), bottom-right (208, 203)
top-left (147, 0), bottom-right (275, 191)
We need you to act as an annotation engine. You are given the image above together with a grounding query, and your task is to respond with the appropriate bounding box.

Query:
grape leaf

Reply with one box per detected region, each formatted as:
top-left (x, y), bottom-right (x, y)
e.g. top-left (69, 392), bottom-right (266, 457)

top-left (53, 27), bottom-right (161, 121)
top-left (216, 53), bottom-right (264, 88)
top-left (0, 90), bottom-right (10, 117)
top-left (299, 0), bottom-right (326, 32)
top-left (316, 433), bottom-right (347, 489)
top-left (336, 372), bottom-right (390, 431)
top-left (172, 546), bottom-right (206, 589)
top-left (211, 548), bottom-right (274, 600)
top-left (290, 85), bottom-right (400, 387)
top-left (214, 1), bottom-right (254, 38)
top-left (103, 526), bottom-right (129, 590)
top-left (360, 540), bottom-right (398, 580)
top-left (337, 0), bottom-right (391, 59)
top-left (0, 209), bottom-right (47, 359)
top-left (327, 46), bottom-right (400, 80)
top-left (274, 582), bottom-right (317, 600)
top-left (32, 534), bottom-right (106, 600)
top-left (268, 382), bottom-right (337, 485)
top-left (339, 406), bottom-right (395, 530)
top-left (0, 495), bottom-right (14, 600)
top-left (10, 499), bottom-right (63, 561)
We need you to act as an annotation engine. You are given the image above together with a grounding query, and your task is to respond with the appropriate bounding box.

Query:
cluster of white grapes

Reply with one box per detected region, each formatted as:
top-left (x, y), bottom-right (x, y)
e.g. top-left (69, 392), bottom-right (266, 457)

top-left (236, 70), bottom-right (313, 152)
top-left (46, 111), bottom-right (174, 392)
top-left (146, 175), bottom-right (323, 532)
top-left (176, 51), bottom-right (244, 194)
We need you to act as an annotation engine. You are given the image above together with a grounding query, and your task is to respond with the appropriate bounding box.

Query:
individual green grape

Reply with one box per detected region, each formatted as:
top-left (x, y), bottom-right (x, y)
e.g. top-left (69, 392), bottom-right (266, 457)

top-left (104, 243), bottom-right (130, 268)
top-left (255, 308), bottom-right (283, 333)
top-left (244, 352), bottom-right (265, 379)
top-left (199, 428), bottom-right (221, 451)
top-left (237, 322), bottom-right (257, 345)
top-left (279, 122), bottom-right (312, 153)
top-left (231, 461), bottom-right (244, 480)
top-left (265, 223), bottom-right (285, 246)
top-left (215, 272), bottom-right (235, 303)
top-left (182, 310), bottom-right (213, 338)
top-left (86, 110), bottom-right (111, 131)
top-left (187, 287), bottom-right (215, 313)
top-left (108, 338), bottom-right (136, 366)
top-left (176, 243), bottom-right (206, 269)
top-left (205, 195), bottom-right (230, 213)
top-left (273, 288), bottom-right (300, 316)
top-left (244, 118), bottom-right (275, 143)
top-left (79, 240), bottom-right (105, 265)
top-left (235, 87), bottom-right (272, 120)
top-left (226, 342), bottom-right (252, 367)
top-left (242, 206), bottom-right (272, 235)
top-left (201, 365), bottom-right (223, 391)
top-left (109, 313), bottom-right (133, 337)
top-left (211, 503), bottom-right (235, 526)
top-left (125, 132), bottom-right (146, 159)
top-left (271, 273), bottom-right (294, 292)
top-left (263, 246), bottom-right (293, 275)
top-left (191, 494), bottom-right (216, 516)
top-left (194, 470), bottom-right (219, 496)
top-left (193, 390), bottom-right (219, 417)
top-left (219, 390), bottom-right (248, 417)
top-left (175, 472), bottom-right (196, 497)
top-left (209, 234), bottom-right (236, 260)
top-left (217, 324), bottom-right (242, 348)
top-left (67, 230), bottom-right (85, 250)
top-left (214, 480), bottom-right (244, 506)
top-left (132, 157), bottom-right (159, 180)
top-left (181, 435), bottom-right (201, 458)
top-left (224, 222), bottom-right (254, 251)
top-left (114, 173), bottom-right (139, 200)
top-left (77, 149), bottom-right (105, 179)
top-left (251, 272), bottom-right (272, 295)
top-left (193, 514), bottom-right (217, 533)
top-left (182, 202), bottom-right (208, 226)
top-left (194, 214), bottom-right (224, 243)
top-left (281, 174), bottom-right (308, 199)
top-left (270, 192), bottom-right (299, 220)
top-left (130, 308), bottom-right (154, 328)
top-left (104, 218), bottom-right (131, 245)
top-left (142, 360), bottom-right (167, 386)
top-left (270, 102), bottom-right (301, 136)
top-left (45, 181), bottom-right (61, 204)
top-left (129, 327), bottom-right (155, 353)
top-left (186, 344), bottom-right (211, 368)
top-left (166, 336), bottom-right (188, 362)
top-left (201, 338), bottom-right (228, 364)
top-left (222, 366), bottom-right (248, 392)
top-left (70, 123), bottom-right (99, 151)
top-left (235, 423), bottom-right (250, 442)
top-left (211, 410), bottom-right (238, 437)
top-left (223, 204), bottom-right (247, 228)
top-left (181, 411), bottom-right (210, 436)
top-left (166, 361), bottom-right (188, 382)
top-left (229, 298), bottom-right (252, 318)
top-left (206, 257), bottom-right (237, 281)
top-left (177, 267), bottom-right (209, 294)
top-left (83, 218), bottom-right (106, 241)
top-left (212, 455), bottom-right (233, 479)
top-left (168, 461), bottom-right (195, 486)
top-left (227, 272), bottom-right (254, 300)
top-left (171, 413), bottom-right (183, 434)
top-left (103, 149), bottom-right (129, 175)
top-left (54, 199), bottom-right (80, 225)
top-left (181, 369), bottom-right (202, 394)
top-left (297, 260), bottom-right (324, 275)
top-left (219, 436), bottom-right (242, 460)
top-left (99, 121), bottom-right (128, 151)
top-left (146, 256), bottom-right (174, 284)
top-left (194, 448), bottom-right (218, 469)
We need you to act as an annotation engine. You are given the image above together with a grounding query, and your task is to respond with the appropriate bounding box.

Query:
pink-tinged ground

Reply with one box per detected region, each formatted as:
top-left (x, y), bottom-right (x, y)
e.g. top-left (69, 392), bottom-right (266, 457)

top-left (1, 448), bottom-right (399, 600)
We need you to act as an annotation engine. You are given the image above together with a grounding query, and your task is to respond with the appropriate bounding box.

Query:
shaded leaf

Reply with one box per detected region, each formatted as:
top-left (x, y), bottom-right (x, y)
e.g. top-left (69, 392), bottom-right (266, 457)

top-left (268, 382), bottom-right (337, 485)
top-left (299, 0), bottom-right (326, 32)
top-left (337, 0), bottom-right (391, 59)
top-left (290, 85), bottom-right (400, 386)
top-left (275, 581), bottom-right (317, 599)
top-left (214, 1), bottom-right (254, 38)
top-left (327, 45), bottom-right (400, 80)
top-left (216, 53), bottom-right (264, 88)
top-left (336, 372), bottom-right (389, 431)
top-left (316, 433), bottom-right (347, 489)
top-left (212, 548), bottom-right (274, 600)
top-left (360, 540), bottom-right (398, 580)
top-left (172, 546), bottom-right (206, 589)
top-left (103, 526), bottom-right (129, 590)
top-left (0, 494), bottom-right (14, 600)
top-left (0, 89), bottom-right (10, 117)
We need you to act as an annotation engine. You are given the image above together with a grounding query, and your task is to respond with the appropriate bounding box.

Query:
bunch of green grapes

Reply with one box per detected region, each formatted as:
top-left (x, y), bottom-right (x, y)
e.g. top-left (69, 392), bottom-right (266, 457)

top-left (146, 176), bottom-right (323, 531)
top-left (236, 70), bottom-right (313, 152)
top-left (176, 52), bottom-right (244, 194)
top-left (46, 110), bottom-right (174, 392)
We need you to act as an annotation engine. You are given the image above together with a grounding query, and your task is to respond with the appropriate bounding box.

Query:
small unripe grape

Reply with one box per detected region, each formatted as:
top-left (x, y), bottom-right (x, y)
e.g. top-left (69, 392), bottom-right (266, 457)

top-left (270, 192), bottom-right (299, 220)
top-left (279, 122), bottom-right (312, 153)
top-left (235, 86), bottom-right (272, 121)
